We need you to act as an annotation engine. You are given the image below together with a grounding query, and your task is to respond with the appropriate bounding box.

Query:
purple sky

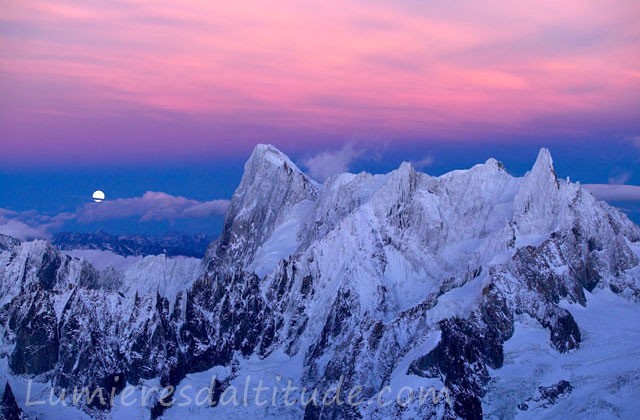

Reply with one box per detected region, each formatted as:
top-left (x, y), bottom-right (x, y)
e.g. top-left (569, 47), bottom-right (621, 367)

top-left (1, 0), bottom-right (640, 165)
top-left (1, 1), bottom-right (640, 239)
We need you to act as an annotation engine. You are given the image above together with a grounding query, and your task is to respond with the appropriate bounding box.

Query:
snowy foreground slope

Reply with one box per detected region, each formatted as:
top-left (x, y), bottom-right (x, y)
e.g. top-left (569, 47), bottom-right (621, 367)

top-left (1, 144), bottom-right (640, 419)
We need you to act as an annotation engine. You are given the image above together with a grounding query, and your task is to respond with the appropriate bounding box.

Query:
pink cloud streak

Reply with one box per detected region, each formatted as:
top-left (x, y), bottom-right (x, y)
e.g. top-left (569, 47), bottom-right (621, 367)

top-left (1, 0), bottom-right (639, 162)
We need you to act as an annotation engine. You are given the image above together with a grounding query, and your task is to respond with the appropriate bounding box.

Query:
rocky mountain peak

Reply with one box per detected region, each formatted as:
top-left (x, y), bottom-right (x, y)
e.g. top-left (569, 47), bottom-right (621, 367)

top-left (247, 143), bottom-right (299, 170)
top-left (210, 144), bottom-right (318, 272)
top-left (513, 148), bottom-right (564, 235)
top-left (0, 234), bottom-right (20, 252)
top-left (236, 143), bottom-right (315, 197)
top-left (530, 147), bottom-right (558, 184)
top-left (484, 157), bottom-right (507, 171)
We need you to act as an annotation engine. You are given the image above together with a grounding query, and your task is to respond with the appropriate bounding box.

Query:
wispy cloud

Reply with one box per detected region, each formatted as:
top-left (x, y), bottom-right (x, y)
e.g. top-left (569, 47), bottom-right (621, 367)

top-left (301, 143), bottom-right (364, 181)
top-left (2, 0), bottom-right (640, 163)
top-left (411, 155), bottom-right (435, 170)
top-left (180, 200), bottom-right (230, 218)
top-left (608, 171), bottom-right (632, 185)
top-left (584, 184), bottom-right (640, 202)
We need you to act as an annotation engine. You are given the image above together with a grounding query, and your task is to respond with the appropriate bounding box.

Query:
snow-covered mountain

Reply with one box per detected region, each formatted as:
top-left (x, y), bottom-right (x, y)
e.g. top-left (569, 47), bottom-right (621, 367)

top-left (1, 144), bottom-right (639, 419)
top-left (53, 231), bottom-right (214, 258)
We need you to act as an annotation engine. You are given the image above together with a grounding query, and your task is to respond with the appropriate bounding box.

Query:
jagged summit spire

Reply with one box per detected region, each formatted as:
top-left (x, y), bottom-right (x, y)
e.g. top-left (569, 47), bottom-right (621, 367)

top-left (513, 147), bottom-right (562, 235)
top-left (238, 143), bottom-right (315, 195)
top-left (247, 143), bottom-right (300, 172)
top-left (212, 143), bottom-right (318, 271)
top-left (531, 148), bottom-right (557, 180)
top-left (398, 161), bottom-right (415, 172)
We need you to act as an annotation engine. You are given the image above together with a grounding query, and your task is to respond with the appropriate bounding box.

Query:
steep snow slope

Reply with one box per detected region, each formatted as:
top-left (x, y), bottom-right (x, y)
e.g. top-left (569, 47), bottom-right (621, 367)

top-left (62, 249), bottom-right (202, 302)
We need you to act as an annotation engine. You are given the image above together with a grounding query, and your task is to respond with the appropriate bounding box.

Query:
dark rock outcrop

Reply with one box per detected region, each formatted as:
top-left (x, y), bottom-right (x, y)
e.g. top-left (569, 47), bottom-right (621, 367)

top-left (518, 380), bottom-right (573, 411)
top-left (1, 382), bottom-right (22, 420)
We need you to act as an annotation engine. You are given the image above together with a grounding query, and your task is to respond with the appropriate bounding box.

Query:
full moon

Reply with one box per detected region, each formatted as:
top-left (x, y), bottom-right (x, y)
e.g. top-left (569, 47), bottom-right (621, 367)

top-left (92, 190), bottom-right (105, 203)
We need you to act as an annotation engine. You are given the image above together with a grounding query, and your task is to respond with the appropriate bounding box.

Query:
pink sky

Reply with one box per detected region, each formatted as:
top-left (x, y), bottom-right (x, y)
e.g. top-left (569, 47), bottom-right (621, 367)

top-left (1, 0), bottom-right (639, 163)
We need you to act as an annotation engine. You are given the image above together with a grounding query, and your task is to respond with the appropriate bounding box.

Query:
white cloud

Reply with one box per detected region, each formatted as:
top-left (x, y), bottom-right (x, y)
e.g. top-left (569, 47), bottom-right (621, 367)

top-left (0, 209), bottom-right (75, 240)
top-left (608, 172), bottom-right (631, 185)
top-left (301, 143), bottom-right (363, 181)
top-left (411, 155), bottom-right (434, 169)
top-left (0, 192), bottom-right (230, 241)
top-left (0, 219), bottom-right (51, 240)
top-left (180, 199), bottom-right (230, 218)
top-left (76, 191), bottom-right (229, 223)
top-left (584, 184), bottom-right (640, 202)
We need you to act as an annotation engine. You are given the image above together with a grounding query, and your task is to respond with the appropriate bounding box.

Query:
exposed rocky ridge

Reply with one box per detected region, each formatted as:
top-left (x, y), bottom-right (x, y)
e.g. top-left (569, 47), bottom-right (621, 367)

top-left (1, 382), bottom-right (22, 420)
top-left (211, 144), bottom-right (318, 273)
top-left (517, 380), bottom-right (573, 411)
top-left (0, 145), bottom-right (639, 419)
top-left (0, 238), bottom-right (202, 413)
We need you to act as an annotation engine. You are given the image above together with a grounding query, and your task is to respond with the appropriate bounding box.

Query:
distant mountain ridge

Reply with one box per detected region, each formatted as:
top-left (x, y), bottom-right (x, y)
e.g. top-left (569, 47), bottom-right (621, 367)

top-left (52, 230), bottom-right (215, 258)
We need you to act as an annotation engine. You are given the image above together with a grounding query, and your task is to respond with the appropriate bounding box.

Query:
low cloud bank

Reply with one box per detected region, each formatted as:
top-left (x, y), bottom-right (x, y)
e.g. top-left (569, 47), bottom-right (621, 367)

top-left (0, 192), bottom-right (229, 241)
top-left (584, 184), bottom-right (640, 202)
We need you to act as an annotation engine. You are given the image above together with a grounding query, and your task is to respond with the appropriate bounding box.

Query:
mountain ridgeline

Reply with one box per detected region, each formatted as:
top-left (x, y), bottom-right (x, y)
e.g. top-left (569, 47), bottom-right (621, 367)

top-left (1, 144), bottom-right (639, 419)
top-left (52, 231), bottom-right (215, 258)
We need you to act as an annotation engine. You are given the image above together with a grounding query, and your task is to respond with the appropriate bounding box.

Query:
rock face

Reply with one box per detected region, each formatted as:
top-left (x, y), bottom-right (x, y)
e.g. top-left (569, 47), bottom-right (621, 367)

top-left (1, 382), bottom-right (22, 420)
top-left (212, 144), bottom-right (318, 273)
top-left (517, 380), bottom-right (573, 411)
top-left (1, 145), bottom-right (639, 419)
top-left (0, 239), bottom-right (203, 411)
